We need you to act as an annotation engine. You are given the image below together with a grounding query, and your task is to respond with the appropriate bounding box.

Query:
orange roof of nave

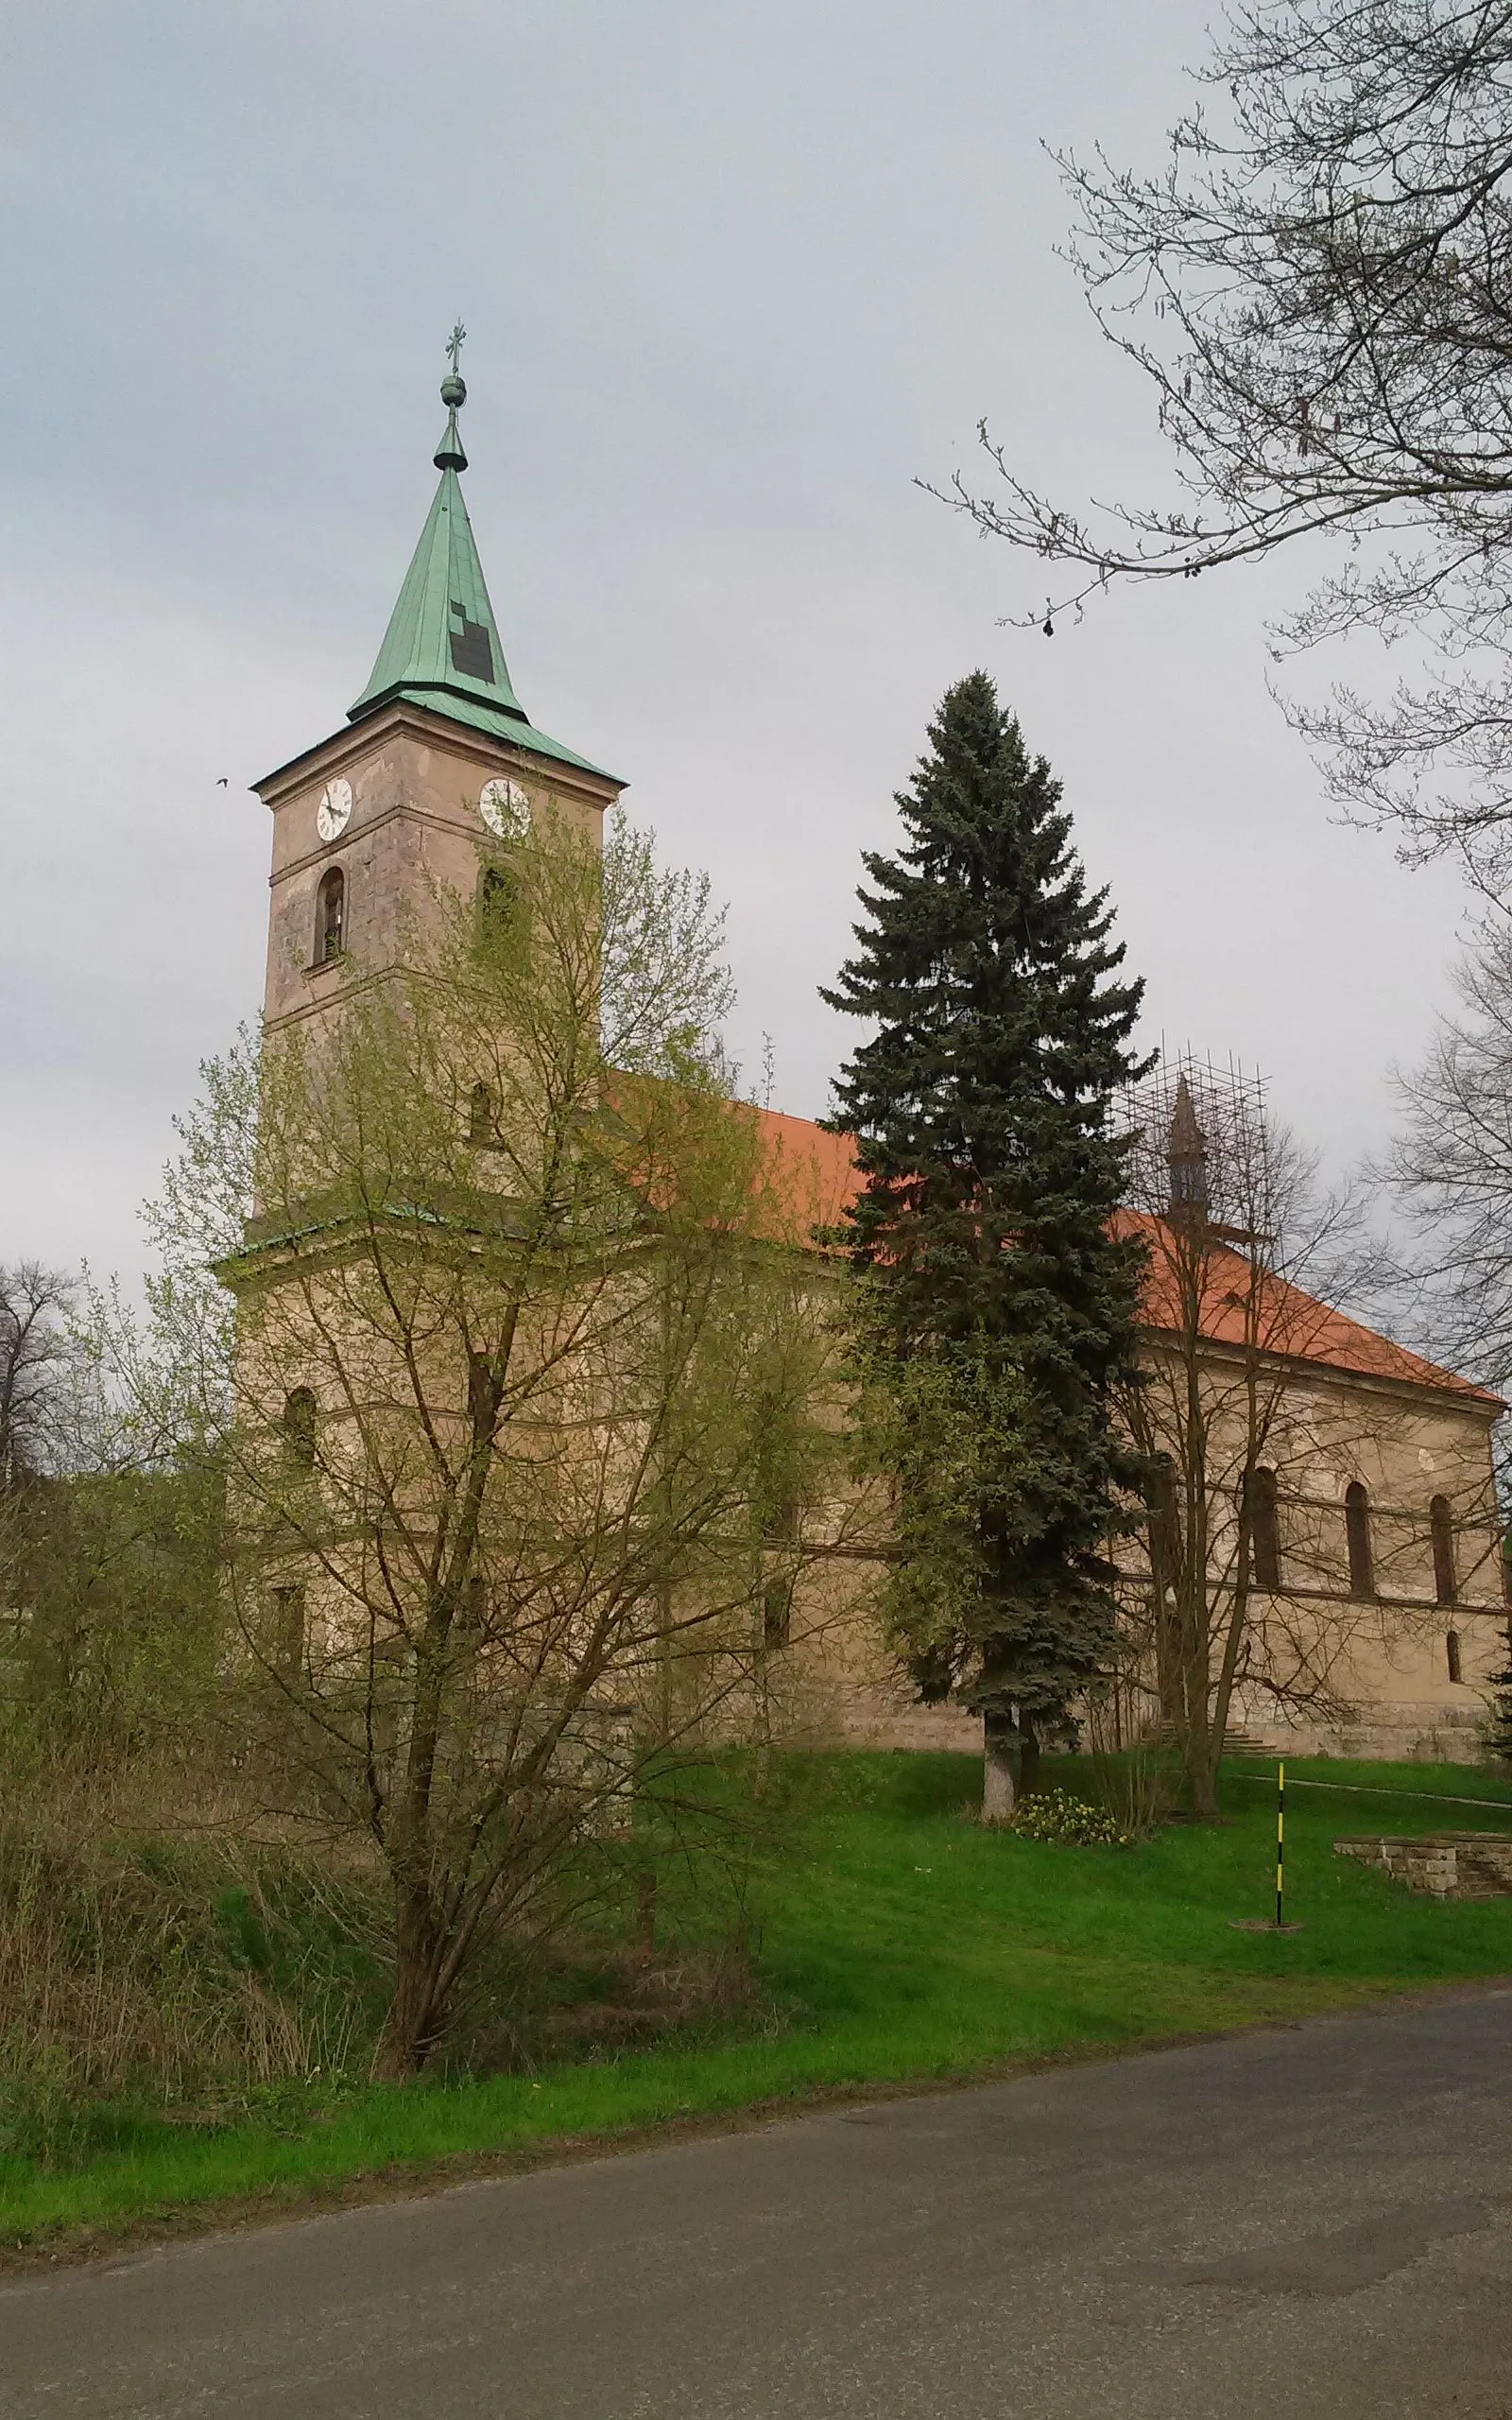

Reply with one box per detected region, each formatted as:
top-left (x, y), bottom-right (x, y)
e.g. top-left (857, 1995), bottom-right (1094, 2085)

top-left (750, 1106), bottom-right (1502, 1413)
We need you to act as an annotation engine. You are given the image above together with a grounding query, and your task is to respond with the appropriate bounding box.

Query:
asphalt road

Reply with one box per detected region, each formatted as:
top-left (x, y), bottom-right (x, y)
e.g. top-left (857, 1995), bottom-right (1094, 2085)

top-left (4, 1991), bottom-right (1512, 2420)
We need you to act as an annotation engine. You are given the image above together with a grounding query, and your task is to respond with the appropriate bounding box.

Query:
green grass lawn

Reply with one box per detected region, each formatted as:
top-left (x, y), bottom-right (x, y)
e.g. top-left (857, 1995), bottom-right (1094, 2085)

top-left (5, 1750), bottom-right (1512, 2256)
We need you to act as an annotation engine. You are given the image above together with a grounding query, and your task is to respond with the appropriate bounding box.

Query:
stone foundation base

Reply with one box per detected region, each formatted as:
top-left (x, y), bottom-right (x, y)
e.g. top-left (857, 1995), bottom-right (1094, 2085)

top-left (833, 1690), bottom-right (984, 1754)
top-left (1230, 1699), bottom-right (1490, 1766)
top-left (813, 1678), bottom-right (1497, 1770)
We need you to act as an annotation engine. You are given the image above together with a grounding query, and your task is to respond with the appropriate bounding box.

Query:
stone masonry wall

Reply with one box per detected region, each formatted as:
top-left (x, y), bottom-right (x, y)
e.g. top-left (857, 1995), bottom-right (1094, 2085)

top-left (1333, 1832), bottom-right (1512, 1898)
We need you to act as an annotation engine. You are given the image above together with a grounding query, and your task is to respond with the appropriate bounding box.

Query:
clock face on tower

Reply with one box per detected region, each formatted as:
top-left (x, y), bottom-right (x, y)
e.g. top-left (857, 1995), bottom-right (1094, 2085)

top-left (317, 778), bottom-right (353, 842)
top-left (479, 778), bottom-right (531, 840)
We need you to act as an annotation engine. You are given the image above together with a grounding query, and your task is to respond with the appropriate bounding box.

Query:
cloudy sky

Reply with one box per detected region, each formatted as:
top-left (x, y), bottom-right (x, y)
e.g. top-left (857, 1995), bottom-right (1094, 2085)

top-left (0, 0), bottom-right (1470, 1280)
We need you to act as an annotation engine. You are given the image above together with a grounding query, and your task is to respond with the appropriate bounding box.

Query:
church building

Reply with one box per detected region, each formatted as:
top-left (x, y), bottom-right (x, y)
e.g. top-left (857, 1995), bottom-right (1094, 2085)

top-left (248, 354), bottom-right (1509, 1770)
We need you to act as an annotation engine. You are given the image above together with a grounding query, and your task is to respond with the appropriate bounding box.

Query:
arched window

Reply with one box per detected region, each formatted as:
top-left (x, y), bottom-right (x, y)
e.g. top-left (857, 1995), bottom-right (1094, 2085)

top-left (316, 866), bottom-right (345, 963)
top-left (283, 1386), bottom-right (318, 1469)
top-left (478, 865), bottom-right (517, 932)
top-left (1245, 1465), bottom-right (1281, 1592)
top-left (1447, 1628), bottom-right (1464, 1685)
top-left (1430, 1495), bottom-right (1457, 1607)
top-left (1345, 1480), bottom-right (1375, 1599)
top-left (468, 1080), bottom-right (492, 1145)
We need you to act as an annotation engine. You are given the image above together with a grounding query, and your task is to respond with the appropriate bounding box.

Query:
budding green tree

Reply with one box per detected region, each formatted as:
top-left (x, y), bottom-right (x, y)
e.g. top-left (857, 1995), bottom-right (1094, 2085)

top-left (168, 811), bottom-right (839, 2074)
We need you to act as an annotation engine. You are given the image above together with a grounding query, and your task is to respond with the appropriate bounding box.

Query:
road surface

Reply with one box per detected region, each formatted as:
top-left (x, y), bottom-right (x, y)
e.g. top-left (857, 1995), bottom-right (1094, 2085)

top-left (4, 1989), bottom-right (1511, 2418)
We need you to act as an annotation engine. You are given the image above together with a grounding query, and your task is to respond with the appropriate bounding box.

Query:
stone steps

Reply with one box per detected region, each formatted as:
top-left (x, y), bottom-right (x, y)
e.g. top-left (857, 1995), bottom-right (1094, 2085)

top-left (1140, 1724), bottom-right (1278, 1758)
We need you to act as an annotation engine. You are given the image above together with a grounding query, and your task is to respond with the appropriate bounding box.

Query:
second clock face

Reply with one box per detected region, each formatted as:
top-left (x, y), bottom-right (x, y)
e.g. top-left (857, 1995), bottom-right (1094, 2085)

top-left (317, 778), bottom-right (353, 842)
top-left (479, 778), bottom-right (531, 840)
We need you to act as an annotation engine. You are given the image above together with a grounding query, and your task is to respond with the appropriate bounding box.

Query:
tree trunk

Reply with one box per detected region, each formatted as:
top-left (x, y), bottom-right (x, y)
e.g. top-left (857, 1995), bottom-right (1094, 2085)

top-left (374, 1887), bottom-right (445, 2077)
top-left (635, 1867), bottom-right (658, 1962)
top-left (981, 1711), bottom-right (1021, 1823)
top-left (1188, 1747), bottom-right (1220, 1823)
top-left (1178, 1688), bottom-right (1222, 1820)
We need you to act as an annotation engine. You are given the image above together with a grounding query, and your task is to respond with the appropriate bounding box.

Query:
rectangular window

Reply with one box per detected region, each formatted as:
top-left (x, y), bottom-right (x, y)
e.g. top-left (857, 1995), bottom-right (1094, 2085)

top-left (1245, 1466), bottom-right (1281, 1593)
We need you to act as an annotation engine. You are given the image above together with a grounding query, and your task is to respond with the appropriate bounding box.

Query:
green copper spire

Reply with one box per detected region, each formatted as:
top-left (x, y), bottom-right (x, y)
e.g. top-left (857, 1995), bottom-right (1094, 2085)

top-left (348, 332), bottom-right (610, 777)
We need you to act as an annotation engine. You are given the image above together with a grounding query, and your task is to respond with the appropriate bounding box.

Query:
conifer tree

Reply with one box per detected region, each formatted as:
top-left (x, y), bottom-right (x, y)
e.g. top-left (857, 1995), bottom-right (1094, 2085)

top-left (826, 673), bottom-right (1149, 1817)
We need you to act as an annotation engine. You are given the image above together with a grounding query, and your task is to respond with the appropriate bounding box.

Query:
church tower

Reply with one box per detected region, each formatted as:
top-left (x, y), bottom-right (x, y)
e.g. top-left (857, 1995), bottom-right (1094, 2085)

top-left (254, 337), bottom-right (624, 1038)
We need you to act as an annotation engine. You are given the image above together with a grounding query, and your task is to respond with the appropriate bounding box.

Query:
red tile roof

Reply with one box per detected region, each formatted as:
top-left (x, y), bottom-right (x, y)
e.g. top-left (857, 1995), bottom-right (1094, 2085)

top-left (1114, 1207), bottom-right (1502, 1408)
top-left (753, 1108), bottom-right (1502, 1412)
top-left (749, 1106), bottom-right (861, 1236)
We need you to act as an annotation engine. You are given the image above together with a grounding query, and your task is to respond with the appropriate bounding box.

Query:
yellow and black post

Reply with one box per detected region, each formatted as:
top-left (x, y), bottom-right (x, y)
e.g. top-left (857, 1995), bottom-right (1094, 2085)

top-left (1275, 1760), bottom-right (1285, 1929)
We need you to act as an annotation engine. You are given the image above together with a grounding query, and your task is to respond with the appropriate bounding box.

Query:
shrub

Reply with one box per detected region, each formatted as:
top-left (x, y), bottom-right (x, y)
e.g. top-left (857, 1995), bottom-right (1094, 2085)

top-left (1008, 1788), bottom-right (1133, 1847)
top-left (0, 1773), bottom-right (385, 2163)
top-left (1085, 1745), bottom-right (1175, 1836)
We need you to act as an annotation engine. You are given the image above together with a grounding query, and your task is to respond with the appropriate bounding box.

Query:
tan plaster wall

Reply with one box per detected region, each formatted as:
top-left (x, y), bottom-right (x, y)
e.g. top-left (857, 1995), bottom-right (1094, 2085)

top-left (237, 1301), bottom-right (1508, 1766)
top-left (777, 1544), bottom-right (982, 1754)
top-left (786, 1350), bottom-right (1506, 1766)
top-left (1181, 1357), bottom-right (1504, 1761)
top-left (257, 705), bottom-right (619, 1039)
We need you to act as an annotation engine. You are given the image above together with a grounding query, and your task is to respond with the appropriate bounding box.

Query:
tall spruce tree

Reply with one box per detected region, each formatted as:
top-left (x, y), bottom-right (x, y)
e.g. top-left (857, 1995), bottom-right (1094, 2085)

top-left (826, 673), bottom-right (1149, 1817)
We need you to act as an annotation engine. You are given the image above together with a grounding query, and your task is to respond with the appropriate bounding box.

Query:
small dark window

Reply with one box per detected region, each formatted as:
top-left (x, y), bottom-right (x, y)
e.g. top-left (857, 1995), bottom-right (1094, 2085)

top-left (283, 1386), bottom-right (318, 1469)
top-left (1345, 1480), bottom-right (1375, 1599)
top-left (271, 1582), bottom-right (306, 1672)
top-left (468, 1080), bottom-right (492, 1145)
top-left (1430, 1495), bottom-right (1457, 1607)
top-left (317, 866), bottom-right (345, 963)
top-left (1447, 1628), bottom-right (1464, 1685)
top-left (1245, 1465), bottom-right (1281, 1592)
top-left (763, 1574), bottom-right (793, 1651)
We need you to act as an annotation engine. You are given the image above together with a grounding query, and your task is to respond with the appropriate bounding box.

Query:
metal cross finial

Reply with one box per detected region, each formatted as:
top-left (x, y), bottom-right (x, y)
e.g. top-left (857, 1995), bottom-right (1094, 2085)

top-left (446, 320), bottom-right (467, 375)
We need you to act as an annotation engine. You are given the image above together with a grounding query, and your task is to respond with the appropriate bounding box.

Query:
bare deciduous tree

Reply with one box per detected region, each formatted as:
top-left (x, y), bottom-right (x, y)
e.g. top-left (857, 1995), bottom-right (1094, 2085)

top-left (1, 1262), bottom-right (77, 1684)
top-left (1388, 914), bottom-right (1512, 1390)
top-left (0, 1258), bottom-right (227, 1762)
top-left (943, 0), bottom-right (1512, 884)
top-left (0, 1263), bottom-right (75, 1487)
top-left (1116, 1058), bottom-right (1424, 1815)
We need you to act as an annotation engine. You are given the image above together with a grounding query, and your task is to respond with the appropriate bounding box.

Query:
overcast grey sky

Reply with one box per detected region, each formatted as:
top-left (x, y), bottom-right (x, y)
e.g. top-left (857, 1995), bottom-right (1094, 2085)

top-left (0, 0), bottom-right (1470, 1279)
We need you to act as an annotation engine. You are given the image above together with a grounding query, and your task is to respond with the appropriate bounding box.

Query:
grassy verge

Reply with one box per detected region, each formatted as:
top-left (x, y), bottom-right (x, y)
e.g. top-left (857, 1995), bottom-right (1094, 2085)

top-left (4, 1750), bottom-right (1511, 2258)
